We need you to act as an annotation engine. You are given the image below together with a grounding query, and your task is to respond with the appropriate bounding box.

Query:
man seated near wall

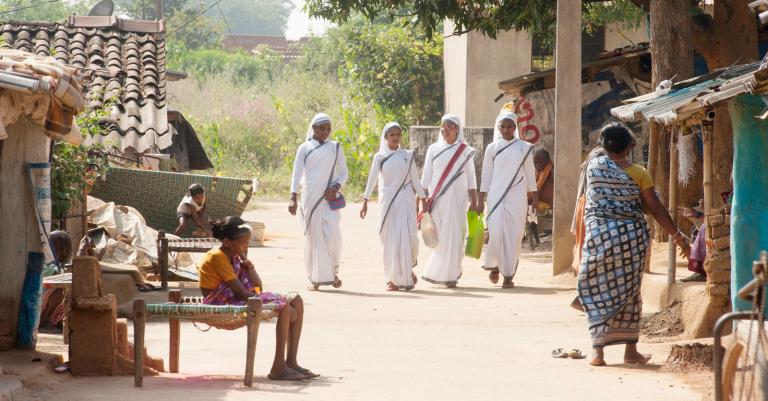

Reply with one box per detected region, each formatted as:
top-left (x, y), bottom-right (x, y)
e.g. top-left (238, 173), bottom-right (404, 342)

top-left (532, 149), bottom-right (554, 210)
top-left (525, 149), bottom-right (555, 249)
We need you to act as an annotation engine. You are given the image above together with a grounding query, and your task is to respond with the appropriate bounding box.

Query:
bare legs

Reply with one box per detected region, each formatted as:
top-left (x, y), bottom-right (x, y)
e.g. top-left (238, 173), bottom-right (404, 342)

top-left (286, 296), bottom-right (304, 369)
top-left (269, 296), bottom-right (314, 379)
top-left (590, 344), bottom-right (651, 366)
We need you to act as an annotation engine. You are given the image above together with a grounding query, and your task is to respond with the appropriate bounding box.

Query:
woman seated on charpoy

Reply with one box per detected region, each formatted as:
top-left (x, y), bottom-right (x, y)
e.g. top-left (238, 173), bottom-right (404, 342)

top-left (198, 216), bottom-right (318, 381)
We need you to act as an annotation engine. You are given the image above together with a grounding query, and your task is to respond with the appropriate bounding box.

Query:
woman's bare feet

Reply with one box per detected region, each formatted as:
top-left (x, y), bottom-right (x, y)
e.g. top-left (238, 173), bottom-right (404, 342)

top-left (446, 282), bottom-right (457, 289)
top-left (268, 366), bottom-right (305, 381)
top-left (590, 348), bottom-right (606, 366)
top-left (488, 270), bottom-right (500, 284)
top-left (308, 284), bottom-right (319, 291)
top-left (502, 278), bottom-right (515, 289)
top-left (624, 344), bottom-right (651, 364)
top-left (333, 277), bottom-right (342, 288)
top-left (386, 282), bottom-right (398, 291)
top-left (624, 351), bottom-right (652, 364)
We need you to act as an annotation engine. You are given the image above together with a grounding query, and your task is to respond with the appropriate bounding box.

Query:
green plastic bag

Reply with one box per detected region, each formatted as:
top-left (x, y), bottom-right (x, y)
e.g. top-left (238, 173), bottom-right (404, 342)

top-left (465, 211), bottom-right (484, 259)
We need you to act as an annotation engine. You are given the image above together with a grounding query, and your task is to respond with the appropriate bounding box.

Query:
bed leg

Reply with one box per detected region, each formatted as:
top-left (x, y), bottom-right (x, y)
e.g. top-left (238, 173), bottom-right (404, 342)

top-left (169, 290), bottom-right (182, 373)
top-left (244, 298), bottom-right (262, 387)
top-left (134, 298), bottom-right (146, 387)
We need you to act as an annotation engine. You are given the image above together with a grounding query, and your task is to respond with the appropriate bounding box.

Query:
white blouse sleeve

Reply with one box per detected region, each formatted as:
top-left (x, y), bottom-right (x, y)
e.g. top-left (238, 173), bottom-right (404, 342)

top-left (524, 146), bottom-right (537, 192)
top-left (420, 146), bottom-right (434, 194)
top-left (334, 144), bottom-right (349, 188)
top-left (410, 152), bottom-right (427, 198)
top-left (479, 144), bottom-right (494, 193)
top-left (290, 143), bottom-right (306, 194)
top-left (465, 149), bottom-right (478, 190)
top-left (363, 154), bottom-right (381, 200)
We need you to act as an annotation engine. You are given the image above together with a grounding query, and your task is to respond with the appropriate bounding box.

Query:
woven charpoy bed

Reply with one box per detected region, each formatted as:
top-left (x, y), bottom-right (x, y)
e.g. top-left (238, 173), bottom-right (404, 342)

top-left (133, 290), bottom-right (280, 387)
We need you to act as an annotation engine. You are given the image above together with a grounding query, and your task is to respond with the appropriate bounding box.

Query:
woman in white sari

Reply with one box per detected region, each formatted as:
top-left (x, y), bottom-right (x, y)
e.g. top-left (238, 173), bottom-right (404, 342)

top-left (420, 114), bottom-right (478, 288)
top-left (360, 123), bottom-right (427, 291)
top-left (477, 110), bottom-right (537, 289)
top-left (289, 113), bottom-right (349, 290)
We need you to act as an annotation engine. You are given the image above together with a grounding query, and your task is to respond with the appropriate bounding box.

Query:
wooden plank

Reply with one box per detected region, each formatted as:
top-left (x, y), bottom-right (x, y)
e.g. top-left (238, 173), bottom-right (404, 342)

top-left (667, 127), bottom-right (679, 289)
top-left (133, 298), bottom-right (146, 387)
top-left (244, 297), bottom-right (262, 387)
top-left (168, 290), bottom-right (182, 374)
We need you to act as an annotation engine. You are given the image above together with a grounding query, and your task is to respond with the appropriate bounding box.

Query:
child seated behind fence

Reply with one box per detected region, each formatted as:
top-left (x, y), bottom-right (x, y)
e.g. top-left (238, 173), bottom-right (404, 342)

top-left (175, 183), bottom-right (210, 237)
top-left (197, 216), bottom-right (318, 381)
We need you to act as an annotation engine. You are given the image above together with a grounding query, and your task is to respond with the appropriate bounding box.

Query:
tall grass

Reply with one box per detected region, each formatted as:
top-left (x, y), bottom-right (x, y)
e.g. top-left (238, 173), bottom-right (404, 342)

top-left (167, 70), bottom-right (393, 200)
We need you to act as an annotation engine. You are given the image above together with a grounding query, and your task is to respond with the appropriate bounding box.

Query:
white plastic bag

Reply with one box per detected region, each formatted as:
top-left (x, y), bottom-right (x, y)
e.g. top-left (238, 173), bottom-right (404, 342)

top-left (420, 212), bottom-right (439, 248)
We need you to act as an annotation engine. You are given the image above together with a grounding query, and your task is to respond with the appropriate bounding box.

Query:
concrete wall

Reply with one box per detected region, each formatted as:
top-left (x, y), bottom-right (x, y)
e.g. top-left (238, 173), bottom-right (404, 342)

top-left (443, 21), bottom-right (468, 125)
top-left (443, 22), bottom-right (532, 127)
top-left (604, 19), bottom-right (649, 50)
top-left (410, 126), bottom-right (493, 184)
top-left (0, 116), bottom-right (50, 349)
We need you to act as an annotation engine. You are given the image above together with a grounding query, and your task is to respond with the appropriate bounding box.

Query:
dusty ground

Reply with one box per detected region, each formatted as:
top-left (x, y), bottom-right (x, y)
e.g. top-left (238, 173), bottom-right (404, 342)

top-left (18, 202), bottom-right (712, 401)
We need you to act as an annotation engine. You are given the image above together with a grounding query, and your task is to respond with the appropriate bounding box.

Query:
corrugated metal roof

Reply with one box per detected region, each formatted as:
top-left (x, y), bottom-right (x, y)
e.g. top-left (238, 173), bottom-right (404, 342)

top-left (611, 62), bottom-right (762, 125)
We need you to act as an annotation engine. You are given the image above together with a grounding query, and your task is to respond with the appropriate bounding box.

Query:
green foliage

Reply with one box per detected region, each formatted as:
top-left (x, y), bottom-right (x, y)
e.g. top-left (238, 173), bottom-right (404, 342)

top-left (218, 0), bottom-right (292, 35)
top-left (168, 17), bottom-right (442, 196)
top-left (118, 0), bottom-right (223, 50)
top-left (50, 102), bottom-right (112, 223)
top-left (584, 0), bottom-right (645, 35)
top-left (295, 16), bottom-right (444, 124)
top-left (0, 0), bottom-right (73, 22)
top-left (167, 46), bottom-right (282, 86)
top-left (306, 0), bottom-right (646, 47)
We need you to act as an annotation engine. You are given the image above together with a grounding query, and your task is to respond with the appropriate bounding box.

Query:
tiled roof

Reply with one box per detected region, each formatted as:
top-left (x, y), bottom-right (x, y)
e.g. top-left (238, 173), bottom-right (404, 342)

top-left (0, 17), bottom-right (171, 153)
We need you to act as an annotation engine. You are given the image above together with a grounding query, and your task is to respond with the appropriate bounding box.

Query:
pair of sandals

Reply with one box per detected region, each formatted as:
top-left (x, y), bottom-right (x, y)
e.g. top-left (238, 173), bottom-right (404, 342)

top-left (488, 270), bottom-right (515, 288)
top-left (309, 277), bottom-right (343, 291)
top-left (551, 348), bottom-right (586, 359)
top-left (386, 273), bottom-right (419, 291)
top-left (268, 366), bottom-right (320, 381)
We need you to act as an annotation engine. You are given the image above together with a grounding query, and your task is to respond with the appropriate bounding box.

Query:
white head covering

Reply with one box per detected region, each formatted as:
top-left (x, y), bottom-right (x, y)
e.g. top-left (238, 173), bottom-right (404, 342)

top-left (306, 112), bottom-right (332, 141)
top-left (439, 113), bottom-right (464, 145)
top-left (493, 110), bottom-right (519, 142)
top-left (379, 122), bottom-right (402, 154)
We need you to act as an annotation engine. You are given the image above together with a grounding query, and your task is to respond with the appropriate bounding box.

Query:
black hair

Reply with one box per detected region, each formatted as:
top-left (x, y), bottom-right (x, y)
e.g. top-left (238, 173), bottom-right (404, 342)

top-left (209, 216), bottom-right (250, 241)
top-left (534, 148), bottom-right (551, 161)
top-left (599, 123), bottom-right (635, 154)
top-left (188, 183), bottom-right (205, 196)
top-left (49, 230), bottom-right (72, 263)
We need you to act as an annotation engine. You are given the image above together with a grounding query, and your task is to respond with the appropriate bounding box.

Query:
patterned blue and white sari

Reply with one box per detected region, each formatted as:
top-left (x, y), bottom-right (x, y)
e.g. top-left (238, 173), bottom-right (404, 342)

top-left (578, 156), bottom-right (649, 349)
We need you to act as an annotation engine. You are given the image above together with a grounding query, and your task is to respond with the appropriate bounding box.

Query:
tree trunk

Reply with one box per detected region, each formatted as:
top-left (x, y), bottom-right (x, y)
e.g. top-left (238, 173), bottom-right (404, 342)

top-left (693, 0), bottom-right (759, 210)
top-left (648, 0), bottom-right (694, 241)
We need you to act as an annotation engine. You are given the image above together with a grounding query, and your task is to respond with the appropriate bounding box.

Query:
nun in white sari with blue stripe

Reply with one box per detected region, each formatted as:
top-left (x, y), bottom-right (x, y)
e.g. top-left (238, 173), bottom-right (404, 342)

top-left (289, 113), bottom-right (349, 290)
top-left (360, 123), bottom-right (426, 291)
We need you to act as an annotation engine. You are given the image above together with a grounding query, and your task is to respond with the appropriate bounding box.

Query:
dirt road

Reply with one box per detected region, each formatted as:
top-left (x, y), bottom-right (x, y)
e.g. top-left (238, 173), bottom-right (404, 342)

top-left (19, 202), bottom-right (710, 401)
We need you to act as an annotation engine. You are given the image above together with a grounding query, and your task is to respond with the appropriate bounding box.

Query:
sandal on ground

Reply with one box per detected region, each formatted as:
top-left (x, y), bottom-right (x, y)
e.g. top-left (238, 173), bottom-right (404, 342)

top-left (551, 348), bottom-right (568, 358)
top-left (333, 278), bottom-right (342, 288)
top-left (386, 282), bottom-right (398, 291)
top-left (489, 270), bottom-right (500, 284)
top-left (308, 284), bottom-right (319, 291)
top-left (502, 280), bottom-right (515, 289)
top-left (292, 366), bottom-right (320, 379)
top-left (268, 368), bottom-right (306, 381)
top-left (445, 282), bottom-right (457, 289)
top-left (568, 349), bottom-right (587, 359)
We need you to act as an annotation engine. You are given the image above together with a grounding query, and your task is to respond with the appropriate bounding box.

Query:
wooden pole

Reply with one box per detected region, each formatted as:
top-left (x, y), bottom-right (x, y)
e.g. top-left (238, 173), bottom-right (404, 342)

top-left (133, 298), bottom-right (146, 387)
top-left (244, 297), bottom-right (262, 387)
top-left (667, 126), bottom-right (680, 288)
top-left (702, 112), bottom-right (714, 217)
top-left (158, 231), bottom-right (169, 289)
top-left (552, 0), bottom-right (582, 276)
top-left (155, 0), bottom-right (164, 20)
top-left (168, 290), bottom-right (182, 374)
